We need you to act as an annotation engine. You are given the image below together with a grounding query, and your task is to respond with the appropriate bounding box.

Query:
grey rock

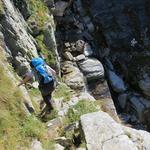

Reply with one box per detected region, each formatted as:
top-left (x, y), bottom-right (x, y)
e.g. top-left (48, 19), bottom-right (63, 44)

top-left (87, 22), bottom-right (95, 33)
top-left (78, 92), bottom-right (96, 102)
top-left (44, 0), bottom-right (55, 8)
top-left (75, 54), bottom-right (86, 62)
top-left (80, 111), bottom-right (124, 150)
top-left (30, 139), bottom-right (43, 150)
top-left (55, 137), bottom-right (72, 148)
top-left (12, 0), bottom-right (31, 19)
top-left (43, 23), bottom-right (60, 73)
top-left (76, 40), bottom-right (85, 53)
top-left (47, 118), bottom-right (62, 128)
top-left (14, 56), bottom-right (30, 76)
top-left (80, 111), bottom-right (150, 150)
top-left (83, 43), bottom-right (93, 57)
top-left (87, 0), bottom-right (148, 50)
top-left (64, 42), bottom-right (71, 48)
top-left (55, 144), bottom-right (65, 150)
top-left (139, 75), bottom-right (150, 97)
top-left (103, 135), bottom-right (138, 150)
top-left (78, 58), bottom-right (104, 81)
top-left (73, 0), bottom-right (85, 16)
top-left (123, 126), bottom-right (150, 150)
top-left (54, 1), bottom-right (68, 16)
top-left (83, 16), bottom-right (91, 24)
top-left (44, 23), bottom-right (57, 51)
top-left (62, 61), bottom-right (85, 91)
top-left (107, 70), bottom-right (126, 93)
top-left (1, 0), bottom-right (38, 75)
top-left (74, 20), bottom-right (84, 30)
top-left (104, 58), bottom-right (114, 71)
top-left (118, 93), bottom-right (128, 109)
top-left (129, 96), bottom-right (145, 121)
top-left (64, 122), bottom-right (79, 132)
top-left (47, 118), bottom-right (63, 138)
top-left (20, 86), bottom-right (35, 113)
top-left (53, 97), bottom-right (64, 111)
top-left (2, 0), bottom-right (38, 57)
top-left (63, 51), bottom-right (75, 61)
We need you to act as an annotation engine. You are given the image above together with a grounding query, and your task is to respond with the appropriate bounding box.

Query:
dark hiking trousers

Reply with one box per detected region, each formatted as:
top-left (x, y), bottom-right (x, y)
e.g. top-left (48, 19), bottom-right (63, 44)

top-left (38, 80), bottom-right (55, 110)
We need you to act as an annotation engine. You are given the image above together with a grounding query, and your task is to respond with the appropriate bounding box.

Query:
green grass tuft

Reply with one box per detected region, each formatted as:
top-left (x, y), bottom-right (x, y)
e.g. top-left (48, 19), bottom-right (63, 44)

top-left (28, 0), bottom-right (49, 29)
top-left (66, 101), bottom-right (98, 123)
top-left (0, 51), bottom-right (53, 149)
top-left (35, 34), bottom-right (56, 67)
top-left (0, 0), bottom-right (4, 15)
top-left (53, 83), bottom-right (74, 102)
top-left (21, 115), bottom-right (46, 139)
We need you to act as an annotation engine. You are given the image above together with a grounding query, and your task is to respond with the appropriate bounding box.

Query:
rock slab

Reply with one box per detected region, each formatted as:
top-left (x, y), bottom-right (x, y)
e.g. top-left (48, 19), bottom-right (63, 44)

top-left (80, 111), bottom-right (150, 150)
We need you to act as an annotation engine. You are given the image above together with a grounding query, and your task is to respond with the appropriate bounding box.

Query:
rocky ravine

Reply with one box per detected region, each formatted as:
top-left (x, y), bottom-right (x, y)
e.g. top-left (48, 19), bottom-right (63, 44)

top-left (0, 0), bottom-right (150, 150)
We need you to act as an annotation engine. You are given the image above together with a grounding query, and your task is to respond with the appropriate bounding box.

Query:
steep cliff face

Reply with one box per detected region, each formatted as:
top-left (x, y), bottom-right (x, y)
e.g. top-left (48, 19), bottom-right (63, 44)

top-left (81, 0), bottom-right (150, 130)
top-left (0, 0), bottom-right (59, 76)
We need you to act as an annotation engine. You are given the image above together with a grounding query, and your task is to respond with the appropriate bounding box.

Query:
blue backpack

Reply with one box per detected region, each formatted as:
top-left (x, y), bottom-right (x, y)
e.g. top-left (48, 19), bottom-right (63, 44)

top-left (31, 57), bottom-right (53, 84)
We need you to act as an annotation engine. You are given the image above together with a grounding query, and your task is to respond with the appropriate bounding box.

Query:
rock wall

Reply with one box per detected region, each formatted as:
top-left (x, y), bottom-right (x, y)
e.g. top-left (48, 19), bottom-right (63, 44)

top-left (80, 111), bottom-right (150, 150)
top-left (82, 0), bottom-right (150, 130)
top-left (0, 0), bottom-right (59, 76)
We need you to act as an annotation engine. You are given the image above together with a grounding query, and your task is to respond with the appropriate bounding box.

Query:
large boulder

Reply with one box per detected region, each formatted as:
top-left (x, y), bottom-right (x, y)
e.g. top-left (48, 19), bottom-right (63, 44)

top-left (54, 1), bottom-right (68, 17)
top-left (77, 58), bottom-right (104, 81)
top-left (139, 75), bottom-right (150, 97)
top-left (80, 111), bottom-right (150, 150)
top-left (107, 70), bottom-right (127, 93)
top-left (62, 61), bottom-right (85, 91)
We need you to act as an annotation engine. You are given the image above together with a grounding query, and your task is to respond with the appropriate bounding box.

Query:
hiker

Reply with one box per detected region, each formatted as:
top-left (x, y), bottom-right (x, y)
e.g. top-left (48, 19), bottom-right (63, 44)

top-left (18, 57), bottom-right (56, 113)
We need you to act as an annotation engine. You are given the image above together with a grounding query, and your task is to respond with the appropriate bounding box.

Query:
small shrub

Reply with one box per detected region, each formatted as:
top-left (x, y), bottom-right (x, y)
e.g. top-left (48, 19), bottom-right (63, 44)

top-left (0, 0), bottom-right (4, 15)
top-left (53, 83), bottom-right (74, 102)
top-left (36, 34), bottom-right (56, 67)
top-left (66, 101), bottom-right (98, 123)
top-left (28, 0), bottom-right (49, 29)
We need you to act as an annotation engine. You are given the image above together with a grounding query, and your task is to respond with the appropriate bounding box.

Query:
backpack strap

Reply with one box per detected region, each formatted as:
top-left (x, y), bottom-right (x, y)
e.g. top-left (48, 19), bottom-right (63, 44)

top-left (35, 64), bottom-right (53, 84)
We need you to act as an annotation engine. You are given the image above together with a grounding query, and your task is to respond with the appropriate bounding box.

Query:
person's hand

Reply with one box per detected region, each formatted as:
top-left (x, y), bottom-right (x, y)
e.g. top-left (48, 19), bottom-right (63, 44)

top-left (17, 82), bottom-right (22, 87)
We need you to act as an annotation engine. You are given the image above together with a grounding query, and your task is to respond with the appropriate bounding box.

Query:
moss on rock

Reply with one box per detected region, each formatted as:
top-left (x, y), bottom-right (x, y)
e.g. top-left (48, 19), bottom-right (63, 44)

top-left (0, 0), bottom-right (4, 15)
top-left (27, 0), bottom-right (49, 30)
top-left (35, 34), bottom-right (56, 67)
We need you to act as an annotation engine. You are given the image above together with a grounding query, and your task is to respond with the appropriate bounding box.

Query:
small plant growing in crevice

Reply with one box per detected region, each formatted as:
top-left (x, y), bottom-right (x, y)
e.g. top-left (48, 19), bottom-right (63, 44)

top-left (27, 0), bottom-right (49, 30)
top-left (35, 34), bottom-right (56, 67)
top-left (66, 100), bottom-right (98, 123)
top-left (21, 115), bottom-right (46, 139)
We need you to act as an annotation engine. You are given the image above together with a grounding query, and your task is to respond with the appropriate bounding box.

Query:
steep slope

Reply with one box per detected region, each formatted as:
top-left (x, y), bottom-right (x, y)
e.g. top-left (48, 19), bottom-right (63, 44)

top-left (0, 50), bottom-right (49, 149)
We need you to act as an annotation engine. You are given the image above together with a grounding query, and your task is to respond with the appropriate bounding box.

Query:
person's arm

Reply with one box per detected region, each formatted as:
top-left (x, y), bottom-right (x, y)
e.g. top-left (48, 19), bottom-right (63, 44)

top-left (18, 74), bottom-right (33, 87)
top-left (49, 67), bottom-right (56, 76)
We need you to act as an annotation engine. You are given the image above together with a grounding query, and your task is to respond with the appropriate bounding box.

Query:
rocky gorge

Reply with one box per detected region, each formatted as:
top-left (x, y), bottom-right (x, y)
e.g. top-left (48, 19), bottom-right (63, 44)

top-left (0, 0), bottom-right (150, 150)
